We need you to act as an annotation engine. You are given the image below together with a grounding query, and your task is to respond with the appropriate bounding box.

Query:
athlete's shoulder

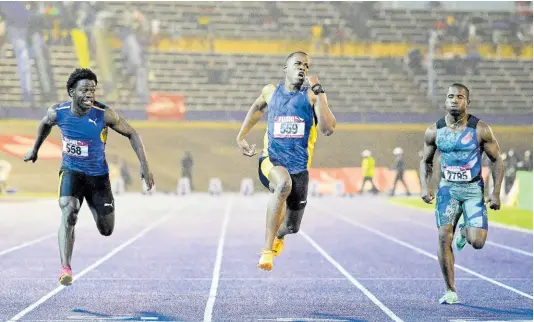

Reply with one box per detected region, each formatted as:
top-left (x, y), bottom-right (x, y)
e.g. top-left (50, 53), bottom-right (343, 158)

top-left (262, 84), bottom-right (277, 96)
top-left (55, 101), bottom-right (71, 110)
top-left (475, 119), bottom-right (492, 133)
top-left (426, 121), bottom-right (438, 131)
top-left (424, 122), bottom-right (438, 143)
top-left (435, 117), bottom-right (447, 129)
top-left (93, 101), bottom-right (108, 111)
top-left (467, 114), bottom-right (481, 128)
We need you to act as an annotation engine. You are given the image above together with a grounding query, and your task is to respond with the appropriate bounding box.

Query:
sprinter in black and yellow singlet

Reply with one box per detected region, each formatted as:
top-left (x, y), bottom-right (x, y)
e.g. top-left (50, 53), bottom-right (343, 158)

top-left (236, 51), bottom-right (336, 271)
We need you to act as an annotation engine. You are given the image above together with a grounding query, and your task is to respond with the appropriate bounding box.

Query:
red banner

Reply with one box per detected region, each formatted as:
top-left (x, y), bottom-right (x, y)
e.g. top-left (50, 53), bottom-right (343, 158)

top-left (145, 92), bottom-right (186, 120)
top-left (0, 135), bottom-right (62, 159)
top-left (309, 167), bottom-right (491, 195)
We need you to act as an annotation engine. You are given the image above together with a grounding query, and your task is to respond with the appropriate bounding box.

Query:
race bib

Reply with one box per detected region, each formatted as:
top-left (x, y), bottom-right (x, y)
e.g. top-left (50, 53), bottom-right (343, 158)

top-left (444, 167), bottom-right (472, 182)
top-left (273, 116), bottom-right (305, 138)
top-left (62, 137), bottom-right (89, 158)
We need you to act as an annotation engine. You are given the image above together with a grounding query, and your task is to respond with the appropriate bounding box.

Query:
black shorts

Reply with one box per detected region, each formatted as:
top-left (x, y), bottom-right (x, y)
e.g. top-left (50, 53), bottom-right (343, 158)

top-left (258, 156), bottom-right (309, 211)
top-left (58, 168), bottom-right (114, 216)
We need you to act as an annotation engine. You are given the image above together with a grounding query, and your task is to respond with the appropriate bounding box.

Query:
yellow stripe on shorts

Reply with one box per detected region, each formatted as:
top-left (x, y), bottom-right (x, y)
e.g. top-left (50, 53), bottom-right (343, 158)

top-left (57, 172), bottom-right (64, 199)
top-left (261, 157), bottom-right (274, 180)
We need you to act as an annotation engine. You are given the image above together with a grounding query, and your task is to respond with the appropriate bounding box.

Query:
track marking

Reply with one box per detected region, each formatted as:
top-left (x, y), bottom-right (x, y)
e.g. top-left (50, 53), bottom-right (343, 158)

top-left (399, 217), bottom-right (533, 257)
top-left (4, 277), bottom-right (532, 281)
top-left (0, 233), bottom-right (55, 256)
top-left (322, 209), bottom-right (533, 300)
top-left (203, 197), bottom-right (233, 322)
top-left (300, 231), bottom-right (404, 322)
top-left (388, 199), bottom-right (533, 234)
top-left (7, 206), bottom-right (184, 322)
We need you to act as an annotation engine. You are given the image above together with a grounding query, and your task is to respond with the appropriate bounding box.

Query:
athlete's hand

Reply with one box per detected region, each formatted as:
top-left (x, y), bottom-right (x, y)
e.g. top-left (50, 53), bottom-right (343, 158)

top-left (141, 166), bottom-right (155, 190)
top-left (486, 193), bottom-right (501, 210)
top-left (236, 138), bottom-right (257, 157)
top-left (421, 190), bottom-right (435, 204)
top-left (23, 149), bottom-right (38, 163)
top-left (306, 75), bottom-right (320, 87)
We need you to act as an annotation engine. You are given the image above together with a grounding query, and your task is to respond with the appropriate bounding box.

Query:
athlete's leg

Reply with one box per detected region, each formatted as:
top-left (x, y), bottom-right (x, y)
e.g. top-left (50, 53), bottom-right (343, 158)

top-left (264, 166), bottom-right (292, 252)
top-left (435, 183), bottom-right (462, 303)
top-left (85, 173), bottom-right (115, 236)
top-left (457, 186), bottom-right (488, 250)
top-left (273, 172), bottom-right (309, 256)
top-left (57, 170), bottom-right (84, 286)
top-left (58, 196), bottom-right (81, 268)
top-left (276, 208), bottom-right (304, 239)
top-left (256, 156), bottom-right (291, 270)
top-left (276, 171), bottom-right (309, 239)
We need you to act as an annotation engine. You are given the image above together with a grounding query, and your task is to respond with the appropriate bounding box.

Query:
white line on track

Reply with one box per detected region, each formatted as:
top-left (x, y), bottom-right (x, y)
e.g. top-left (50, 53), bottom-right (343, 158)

top-left (300, 231), bottom-right (404, 322)
top-left (203, 197), bottom-right (233, 322)
top-left (0, 233), bottom-right (56, 257)
top-left (485, 240), bottom-right (533, 257)
top-left (322, 209), bottom-right (533, 300)
top-left (399, 217), bottom-right (533, 257)
top-left (4, 277), bottom-right (532, 282)
top-left (7, 206), bottom-right (184, 322)
top-left (388, 200), bottom-right (533, 234)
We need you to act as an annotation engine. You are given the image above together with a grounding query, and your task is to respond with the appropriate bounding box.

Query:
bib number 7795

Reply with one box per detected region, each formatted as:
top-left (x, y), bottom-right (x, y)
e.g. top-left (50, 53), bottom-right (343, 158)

top-left (445, 169), bottom-right (471, 182)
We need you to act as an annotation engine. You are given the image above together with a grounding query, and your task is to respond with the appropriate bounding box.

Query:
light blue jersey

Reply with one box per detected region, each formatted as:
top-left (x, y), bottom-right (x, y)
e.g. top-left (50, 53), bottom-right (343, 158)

top-left (434, 115), bottom-right (488, 229)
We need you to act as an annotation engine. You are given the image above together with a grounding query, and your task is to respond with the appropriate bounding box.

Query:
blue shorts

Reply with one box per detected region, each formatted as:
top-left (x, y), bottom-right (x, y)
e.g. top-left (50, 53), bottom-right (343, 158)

top-left (435, 179), bottom-right (488, 229)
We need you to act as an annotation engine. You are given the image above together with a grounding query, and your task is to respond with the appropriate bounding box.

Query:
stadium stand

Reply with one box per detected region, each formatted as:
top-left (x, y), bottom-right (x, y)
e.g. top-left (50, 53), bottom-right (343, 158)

top-left (0, 2), bottom-right (531, 114)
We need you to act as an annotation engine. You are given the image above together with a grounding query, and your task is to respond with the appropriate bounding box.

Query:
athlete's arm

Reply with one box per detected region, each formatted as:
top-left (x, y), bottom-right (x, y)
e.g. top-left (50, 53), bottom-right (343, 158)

top-left (24, 105), bottom-right (57, 163)
top-left (236, 84), bottom-right (273, 157)
top-left (104, 107), bottom-right (154, 188)
top-left (308, 76), bottom-right (336, 136)
top-left (478, 121), bottom-right (503, 210)
top-left (420, 124), bottom-right (437, 203)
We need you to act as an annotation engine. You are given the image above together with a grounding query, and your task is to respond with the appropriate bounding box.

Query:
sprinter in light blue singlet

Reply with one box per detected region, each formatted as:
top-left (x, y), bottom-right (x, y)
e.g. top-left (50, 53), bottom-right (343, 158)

top-left (420, 83), bottom-right (504, 305)
top-left (236, 51), bottom-right (336, 271)
top-left (24, 68), bottom-right (155, 287)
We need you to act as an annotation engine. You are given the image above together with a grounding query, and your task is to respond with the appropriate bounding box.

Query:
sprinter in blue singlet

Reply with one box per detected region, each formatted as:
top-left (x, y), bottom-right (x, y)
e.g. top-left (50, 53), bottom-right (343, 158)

top-left (420, 83), bottom-right (504, 304)
top-left (24, 68), bottom-right (155, 286)
top-left (236, 51), bottom-right (337, 271)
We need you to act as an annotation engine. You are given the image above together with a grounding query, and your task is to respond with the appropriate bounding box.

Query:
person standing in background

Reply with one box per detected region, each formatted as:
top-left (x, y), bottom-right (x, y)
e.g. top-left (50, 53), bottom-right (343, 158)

top-left (390, 147), bottom-right (411, 196)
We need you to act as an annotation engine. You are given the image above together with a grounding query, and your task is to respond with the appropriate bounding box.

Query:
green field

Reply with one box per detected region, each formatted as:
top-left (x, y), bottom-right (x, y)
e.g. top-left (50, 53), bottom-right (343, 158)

top-left (390, 197), bottom-right (533, 231)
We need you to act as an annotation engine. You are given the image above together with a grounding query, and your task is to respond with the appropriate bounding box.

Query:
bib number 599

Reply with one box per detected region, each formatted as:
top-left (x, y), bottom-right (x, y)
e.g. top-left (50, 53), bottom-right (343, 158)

top-left (280, 123), bottom-right (298, 134)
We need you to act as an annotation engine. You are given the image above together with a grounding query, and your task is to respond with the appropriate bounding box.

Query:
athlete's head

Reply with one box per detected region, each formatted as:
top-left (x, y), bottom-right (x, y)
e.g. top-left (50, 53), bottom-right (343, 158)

top-left (67, 68), bottom-right (98, 111)
top-left (445, 83), bottom-right (470, 117)
top-left (284, 51), bottom-right (309, 87)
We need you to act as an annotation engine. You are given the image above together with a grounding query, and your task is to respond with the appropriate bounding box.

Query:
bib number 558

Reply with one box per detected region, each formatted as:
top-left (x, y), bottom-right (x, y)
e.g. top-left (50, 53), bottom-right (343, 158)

top-left (66, 144), bottom-right (82, 156)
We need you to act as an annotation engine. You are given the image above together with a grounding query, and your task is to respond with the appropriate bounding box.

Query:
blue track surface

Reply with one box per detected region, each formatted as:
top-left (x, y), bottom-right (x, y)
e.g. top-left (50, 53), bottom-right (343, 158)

top-left (0, 193), bottom-right (532, 321)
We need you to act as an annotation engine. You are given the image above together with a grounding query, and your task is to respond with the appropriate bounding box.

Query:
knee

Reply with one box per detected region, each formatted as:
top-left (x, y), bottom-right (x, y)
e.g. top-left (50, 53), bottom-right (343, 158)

top-left (59, 198), bottom-right (80, 225)
top-left (286, 224), bottom-right (300, 234)
top-left (471, 239), bottom-right (485, 250)
top-left (438, 228), bottom-right (453, 247)
top-left (98, 226), bottom-right (114, 236)
top-left (274, 178), bottom-right (292, 195)
top-left (97, 213), bottom-right (114, 237)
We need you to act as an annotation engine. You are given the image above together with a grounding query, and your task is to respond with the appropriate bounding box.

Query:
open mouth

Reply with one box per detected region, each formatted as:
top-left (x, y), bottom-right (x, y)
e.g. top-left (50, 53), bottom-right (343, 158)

top-left (297, 72), bottom-right (305, 79)
top-left (82, 99), bottom-right (94, 106)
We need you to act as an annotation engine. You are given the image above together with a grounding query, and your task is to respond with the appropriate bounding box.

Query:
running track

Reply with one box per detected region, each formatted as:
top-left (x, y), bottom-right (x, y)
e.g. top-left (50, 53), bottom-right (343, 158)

top-left (0, 193), bottom-right (532, 322)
